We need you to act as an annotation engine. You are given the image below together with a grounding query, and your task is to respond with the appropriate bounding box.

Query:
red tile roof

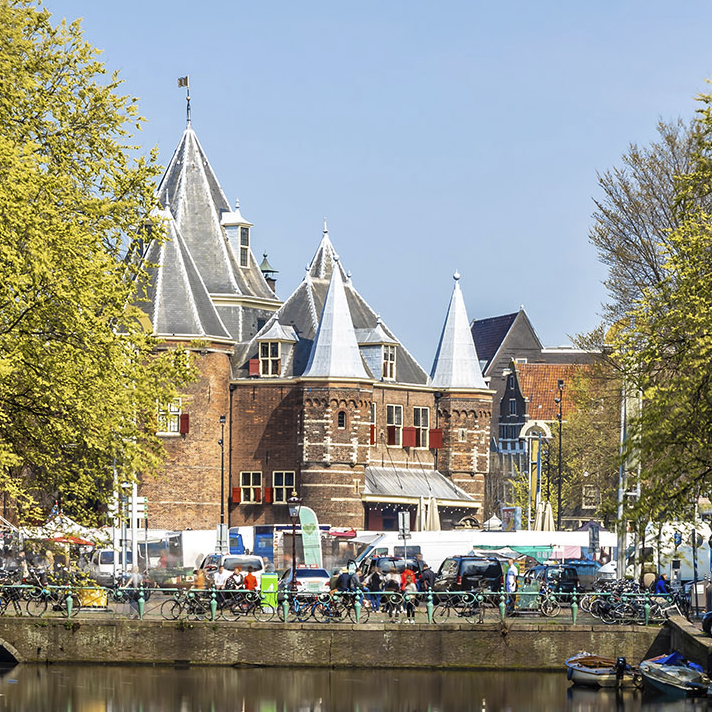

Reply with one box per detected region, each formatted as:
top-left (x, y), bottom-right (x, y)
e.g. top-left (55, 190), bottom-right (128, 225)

top-left (517, 363), bottom-right (589, 421)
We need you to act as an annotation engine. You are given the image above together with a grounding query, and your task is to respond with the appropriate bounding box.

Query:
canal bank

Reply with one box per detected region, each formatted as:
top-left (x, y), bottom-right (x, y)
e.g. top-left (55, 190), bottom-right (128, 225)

top-left (0, 617), bottom-right (668, 669)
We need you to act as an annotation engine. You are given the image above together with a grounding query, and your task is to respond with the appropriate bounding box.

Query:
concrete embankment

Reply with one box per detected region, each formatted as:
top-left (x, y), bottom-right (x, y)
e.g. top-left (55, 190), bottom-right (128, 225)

top-left (668, 615), bottom-right (712, 670)
top-left (0, 618), bottom-right (668, 669)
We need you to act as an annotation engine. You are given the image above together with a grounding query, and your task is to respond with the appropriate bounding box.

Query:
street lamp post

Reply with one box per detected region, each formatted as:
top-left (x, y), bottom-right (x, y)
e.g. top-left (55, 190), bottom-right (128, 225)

top-left (219, 415), bottom-right (226, 525)
top-left (555, 379), bottom-right (564, 530)
top-left (287, 491), bottom-right (302, 592)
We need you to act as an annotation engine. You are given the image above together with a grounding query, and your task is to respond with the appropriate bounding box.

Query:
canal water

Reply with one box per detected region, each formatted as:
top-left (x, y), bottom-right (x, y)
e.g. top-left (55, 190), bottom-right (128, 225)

top-left (0, 665), bottom-right (710, 711)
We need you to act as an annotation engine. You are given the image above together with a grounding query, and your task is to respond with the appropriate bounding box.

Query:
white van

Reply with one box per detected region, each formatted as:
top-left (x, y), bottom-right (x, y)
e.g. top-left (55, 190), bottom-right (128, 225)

top-left (89, 549), bottom-right (133, 586)
top-left (198, 553), bottom-right (265, 588)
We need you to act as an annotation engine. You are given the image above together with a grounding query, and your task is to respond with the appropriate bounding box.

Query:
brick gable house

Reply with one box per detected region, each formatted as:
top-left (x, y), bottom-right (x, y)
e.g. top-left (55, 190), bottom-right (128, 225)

top-left (136, 123), bottom-right (493, 532)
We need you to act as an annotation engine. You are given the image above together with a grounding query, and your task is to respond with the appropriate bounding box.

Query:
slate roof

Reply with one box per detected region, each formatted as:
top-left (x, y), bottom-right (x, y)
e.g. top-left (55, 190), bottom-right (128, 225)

top-left (140, 209), bottom-right (233, 342)
top-left (429, 273), bottom-right (486, 389)
top-left (516, 362), bottom-right (590, 420)
top-left (302, 265), bottom-right (370, 379)
top-left (156, 126), bottom-right (277, 303)
top-left (235, 227), bottom-right (429, 384)
top-left (470, 312), bottom-right (518, 370)
top-left (364, 467), bottom-right (476, 504)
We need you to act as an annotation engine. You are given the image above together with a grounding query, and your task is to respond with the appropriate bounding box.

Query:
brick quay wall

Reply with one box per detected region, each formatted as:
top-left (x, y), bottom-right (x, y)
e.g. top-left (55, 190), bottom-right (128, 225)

top-left (0, 618), bottom-right (669, 669)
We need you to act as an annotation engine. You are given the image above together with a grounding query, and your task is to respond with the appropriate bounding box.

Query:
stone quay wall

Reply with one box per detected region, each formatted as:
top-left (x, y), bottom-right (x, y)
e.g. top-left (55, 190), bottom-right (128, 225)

top-left (0, 618), bottom-right (668, 669)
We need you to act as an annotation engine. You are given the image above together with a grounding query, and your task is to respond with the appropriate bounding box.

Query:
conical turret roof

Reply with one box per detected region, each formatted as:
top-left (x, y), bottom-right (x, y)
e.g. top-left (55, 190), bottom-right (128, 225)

top-left (156, 126), bottom-right (276, 302)
top-left (140, 209), bottom-right (233, 342)
top-left (430, 272), bottom-right (486, 389)
top-left (302, 262), bottom-right (369, 379)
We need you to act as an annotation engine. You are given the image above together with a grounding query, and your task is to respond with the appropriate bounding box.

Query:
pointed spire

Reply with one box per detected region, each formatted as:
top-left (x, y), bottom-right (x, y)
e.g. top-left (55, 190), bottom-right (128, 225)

top-left (302, 261), bottom-right (369, 379)
top-left (430, 272), bottom-right (486, 389)
top-left (306, 220), bottom-right (345, 281)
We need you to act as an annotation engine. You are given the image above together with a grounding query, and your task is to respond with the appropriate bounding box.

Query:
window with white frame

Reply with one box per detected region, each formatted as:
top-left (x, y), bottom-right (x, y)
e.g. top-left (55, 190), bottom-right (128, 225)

top-left (413, 407), bottom-right (429, 448)
top-left (382, 345), bottom-right (396, 380)
top-left (157, 398), bottom-right (181, 434)
top-left (509, 398), bottom-right (517, 416)
top-left (240, 226), bottom-right (250, 268)
top-left (386, 404), bottom-right (403, 446)
top-left (240, 472), bottom-right (262, 503)
top-left (508, 374), bottom-right (515, 389)
top-left (272, 471), bottom-right (294, 503)
top-left (370, 402), bottom-right (376, 425)
top-left (337, 410), bottom-right (347, 429)
top-left (582, 484), bottom-right (598, 510)
top-left (259, 341), bottom-right (281, 376)
top-left (458, 428), bottom-right (467, 442)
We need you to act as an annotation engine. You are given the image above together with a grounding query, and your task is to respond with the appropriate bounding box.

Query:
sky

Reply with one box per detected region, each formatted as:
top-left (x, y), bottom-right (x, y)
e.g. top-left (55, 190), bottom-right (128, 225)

top-left (48, 1), bottom-right (712, 367)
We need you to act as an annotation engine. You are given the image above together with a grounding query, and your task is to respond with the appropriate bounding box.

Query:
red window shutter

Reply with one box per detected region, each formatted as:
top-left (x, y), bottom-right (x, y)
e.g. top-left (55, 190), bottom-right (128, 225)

top-left (402, 427), bottom-right (417, 448)
top-left (429, 428), bottom-right (443, 449)
top-left (387, 425), bottom-right (397, 446)
top-left (249, 358), bottom-right (260, 376)
top-left (255, 488), bottom-right (262, 503)
top-left (264, 487), bottom-right (273, 504)
top-left (179, 413), bottom-right (190, 434)
top-left (231, 487), bottom-right (241, 503)
top-left (369, 424), bottom-right (376, 445)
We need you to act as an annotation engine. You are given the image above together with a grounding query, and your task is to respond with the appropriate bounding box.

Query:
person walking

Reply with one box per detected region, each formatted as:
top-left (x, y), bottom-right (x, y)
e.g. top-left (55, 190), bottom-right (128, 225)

top-left (364, 563), bottom-right (385, 612)
top-left (243, 566), bottom-right (258, 591)
top-left (384, 565), bottom-right (402, 621)
top-left (505, 558), bottom-right (519, 613)
top-left (420, 564), bottom-right (436, 592)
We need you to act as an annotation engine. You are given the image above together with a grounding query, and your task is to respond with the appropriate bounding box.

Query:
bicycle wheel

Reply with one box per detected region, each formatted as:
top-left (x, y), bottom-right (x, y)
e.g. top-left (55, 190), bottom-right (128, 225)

top-left (161, 599), bottom-right (183, 620)
top-left (579, 594), bottom-right (593, 613)
top-left (277, 600), bottom-right (299, 622)
top-left (540, 596), bottom-right (560, 617)
top-left (251, 602), bottom-right (275, 622)
top-left (432, 604), bottom-right (451, 623)
top-left (59, 594), bottom-right (81, 618)
top-left (187, 597), bottom-right (209, 621)
top-left (347, 602), bottom-right (370, 623)
top-left (25, 596), bottom-right (48, 617)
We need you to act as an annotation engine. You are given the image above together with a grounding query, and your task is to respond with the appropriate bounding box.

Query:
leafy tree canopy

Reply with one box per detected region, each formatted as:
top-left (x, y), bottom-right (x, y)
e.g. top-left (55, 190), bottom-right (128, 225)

top-left (0, 0), bottom-right (191, 524)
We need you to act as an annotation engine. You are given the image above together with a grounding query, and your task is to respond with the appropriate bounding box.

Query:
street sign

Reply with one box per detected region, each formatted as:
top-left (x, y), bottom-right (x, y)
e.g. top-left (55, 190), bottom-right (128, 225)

top-left (398, 511), bottom-right (410, 537)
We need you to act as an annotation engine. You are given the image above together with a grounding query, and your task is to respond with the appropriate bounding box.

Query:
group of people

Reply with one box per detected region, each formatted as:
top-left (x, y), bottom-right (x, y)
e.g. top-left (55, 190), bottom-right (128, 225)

top-left (330, 557), bottom-right (437, 622)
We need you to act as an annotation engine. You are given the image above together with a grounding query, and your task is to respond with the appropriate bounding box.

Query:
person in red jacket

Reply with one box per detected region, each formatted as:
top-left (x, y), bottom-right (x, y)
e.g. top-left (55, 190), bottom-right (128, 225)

top-left (243, 566), bottom-right (258, 591)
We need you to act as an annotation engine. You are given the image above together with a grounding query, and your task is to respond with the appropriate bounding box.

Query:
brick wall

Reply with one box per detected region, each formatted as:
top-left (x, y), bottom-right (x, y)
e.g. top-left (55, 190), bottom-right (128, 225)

top-left (139, 345), bottom-right (232, 530)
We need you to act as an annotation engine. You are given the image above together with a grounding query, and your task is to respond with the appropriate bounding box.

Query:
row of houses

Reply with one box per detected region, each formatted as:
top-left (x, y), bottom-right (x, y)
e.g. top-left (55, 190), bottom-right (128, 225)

top-left (135, 118), bottom-right (596, 533)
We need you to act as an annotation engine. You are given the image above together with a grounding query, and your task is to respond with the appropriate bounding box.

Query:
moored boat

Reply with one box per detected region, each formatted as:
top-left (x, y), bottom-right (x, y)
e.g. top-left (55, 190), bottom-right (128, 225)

top-left (639, 652), bottom-right (711, 697)
top-left (565, 651), bottom-right (637, 687)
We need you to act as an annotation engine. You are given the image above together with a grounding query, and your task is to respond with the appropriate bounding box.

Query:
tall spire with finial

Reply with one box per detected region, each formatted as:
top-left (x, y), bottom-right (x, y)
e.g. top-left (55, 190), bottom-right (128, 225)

top-left (177, 75), bottom-right (191, 126)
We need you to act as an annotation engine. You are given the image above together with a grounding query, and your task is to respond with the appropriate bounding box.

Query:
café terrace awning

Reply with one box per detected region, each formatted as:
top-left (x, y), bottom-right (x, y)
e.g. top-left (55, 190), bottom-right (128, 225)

top-left (362, 467), bottom-right (478, 509)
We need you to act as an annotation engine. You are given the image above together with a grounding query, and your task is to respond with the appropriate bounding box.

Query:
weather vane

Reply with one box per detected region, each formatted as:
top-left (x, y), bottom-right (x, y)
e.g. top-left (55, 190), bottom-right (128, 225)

top-left (177, 75), bottom-right (190, 126)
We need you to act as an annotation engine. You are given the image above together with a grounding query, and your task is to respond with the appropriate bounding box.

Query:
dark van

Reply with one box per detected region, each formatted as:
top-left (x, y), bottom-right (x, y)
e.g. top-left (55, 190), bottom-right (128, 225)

top-left (433, 556), bottom-right (503, 593)
top-left (527, 564), bottom-right (580, 598)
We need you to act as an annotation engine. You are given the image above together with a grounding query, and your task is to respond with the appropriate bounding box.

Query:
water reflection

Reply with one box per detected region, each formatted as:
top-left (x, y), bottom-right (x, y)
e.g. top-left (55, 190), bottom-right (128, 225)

top-left (0, 665), bottom-right (709, 712)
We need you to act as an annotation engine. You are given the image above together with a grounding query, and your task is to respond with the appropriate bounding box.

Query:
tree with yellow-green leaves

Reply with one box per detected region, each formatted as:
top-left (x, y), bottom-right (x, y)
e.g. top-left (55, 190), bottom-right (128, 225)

top-left (614, 91), bottom-right (712, 522)
top-left (0, 0), bottom-right (191, 524)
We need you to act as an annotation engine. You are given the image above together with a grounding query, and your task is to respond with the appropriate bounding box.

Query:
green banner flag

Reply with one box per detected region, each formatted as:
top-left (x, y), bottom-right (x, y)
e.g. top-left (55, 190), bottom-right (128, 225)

top-left (299, 506), bottom-right (323, 567)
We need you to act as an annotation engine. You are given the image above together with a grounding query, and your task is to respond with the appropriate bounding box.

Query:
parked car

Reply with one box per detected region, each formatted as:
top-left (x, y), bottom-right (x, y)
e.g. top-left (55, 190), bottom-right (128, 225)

top-left (198, 553), bottom-right (265, 587)
top-left (526, 564), bottom-right (580, 598)
top-left (433, 556), bottom-right (504, 594)
top-left (564, 560), bottom-right (601, 591)
top-left (367, 556), bottom-right (421, 575)
top-left (278, 566), bottom-right (331, 593)
top-left (89, 548), bottom-right (133, 587)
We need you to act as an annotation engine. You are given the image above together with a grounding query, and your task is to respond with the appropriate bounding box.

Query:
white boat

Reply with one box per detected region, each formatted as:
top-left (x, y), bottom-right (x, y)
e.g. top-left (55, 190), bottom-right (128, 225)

top-left (639, 653), bottom-right (711, 697)
top-left (565, 652), bottom-right (637, 688)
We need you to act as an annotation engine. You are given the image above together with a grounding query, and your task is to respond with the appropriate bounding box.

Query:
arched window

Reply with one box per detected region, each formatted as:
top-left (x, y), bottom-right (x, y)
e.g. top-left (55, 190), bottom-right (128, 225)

top-left (337, 411), bottom-right (347, 429)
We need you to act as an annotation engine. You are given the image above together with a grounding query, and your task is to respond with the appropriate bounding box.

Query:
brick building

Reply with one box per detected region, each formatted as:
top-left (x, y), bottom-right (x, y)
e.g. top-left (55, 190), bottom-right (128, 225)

top-left (137, 121), bottom-right (493, 532)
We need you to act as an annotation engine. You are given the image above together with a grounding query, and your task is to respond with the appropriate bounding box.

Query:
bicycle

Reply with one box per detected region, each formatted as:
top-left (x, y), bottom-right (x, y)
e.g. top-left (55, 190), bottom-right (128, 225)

top-left (229, 590), bottom-right (275, 622)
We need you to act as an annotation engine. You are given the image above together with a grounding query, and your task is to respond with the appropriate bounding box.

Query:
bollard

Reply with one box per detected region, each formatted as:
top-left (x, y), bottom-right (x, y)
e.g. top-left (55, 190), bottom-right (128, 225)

top-left (65, 589), bottom-right (73, 618)
top-left (282, 593), bottom-right (289, 624)
top-left (477, 593), bottom-right (485, 624)
top-left (138, 589), bottom-right (145, 620)
top-left (427, 591), bottom-right (434, 624)
top-left (354, 591), bottom-right (361, 624)
top-left (644, 592), bottom-right (650, 626)
top-left (571, 591), bottom-right (578, 625)
top-left (499, 593), bottom-right (506, 620)
top-left (210, 588), bottom-right (217, 621)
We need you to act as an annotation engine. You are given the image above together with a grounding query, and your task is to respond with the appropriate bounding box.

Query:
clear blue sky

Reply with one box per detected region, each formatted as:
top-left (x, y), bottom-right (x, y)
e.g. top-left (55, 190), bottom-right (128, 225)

top-left (49, 1), bottom-right (712, 367)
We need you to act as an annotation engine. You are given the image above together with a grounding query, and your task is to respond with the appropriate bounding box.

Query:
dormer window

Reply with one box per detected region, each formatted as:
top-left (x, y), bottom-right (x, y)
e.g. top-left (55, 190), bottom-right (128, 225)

top-left (260, 341), bottom-right (281, 376)
top-left (240, 227), bottom-right (250, 268)
top-left (382, 345), bottom-right (396, 380)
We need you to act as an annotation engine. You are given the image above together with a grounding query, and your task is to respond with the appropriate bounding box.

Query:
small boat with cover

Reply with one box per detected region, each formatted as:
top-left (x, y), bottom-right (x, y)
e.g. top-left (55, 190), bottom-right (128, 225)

top-left (639, 652), bottom-right (711, 697)
top-left (565, 651), bottom-right (637, 687)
